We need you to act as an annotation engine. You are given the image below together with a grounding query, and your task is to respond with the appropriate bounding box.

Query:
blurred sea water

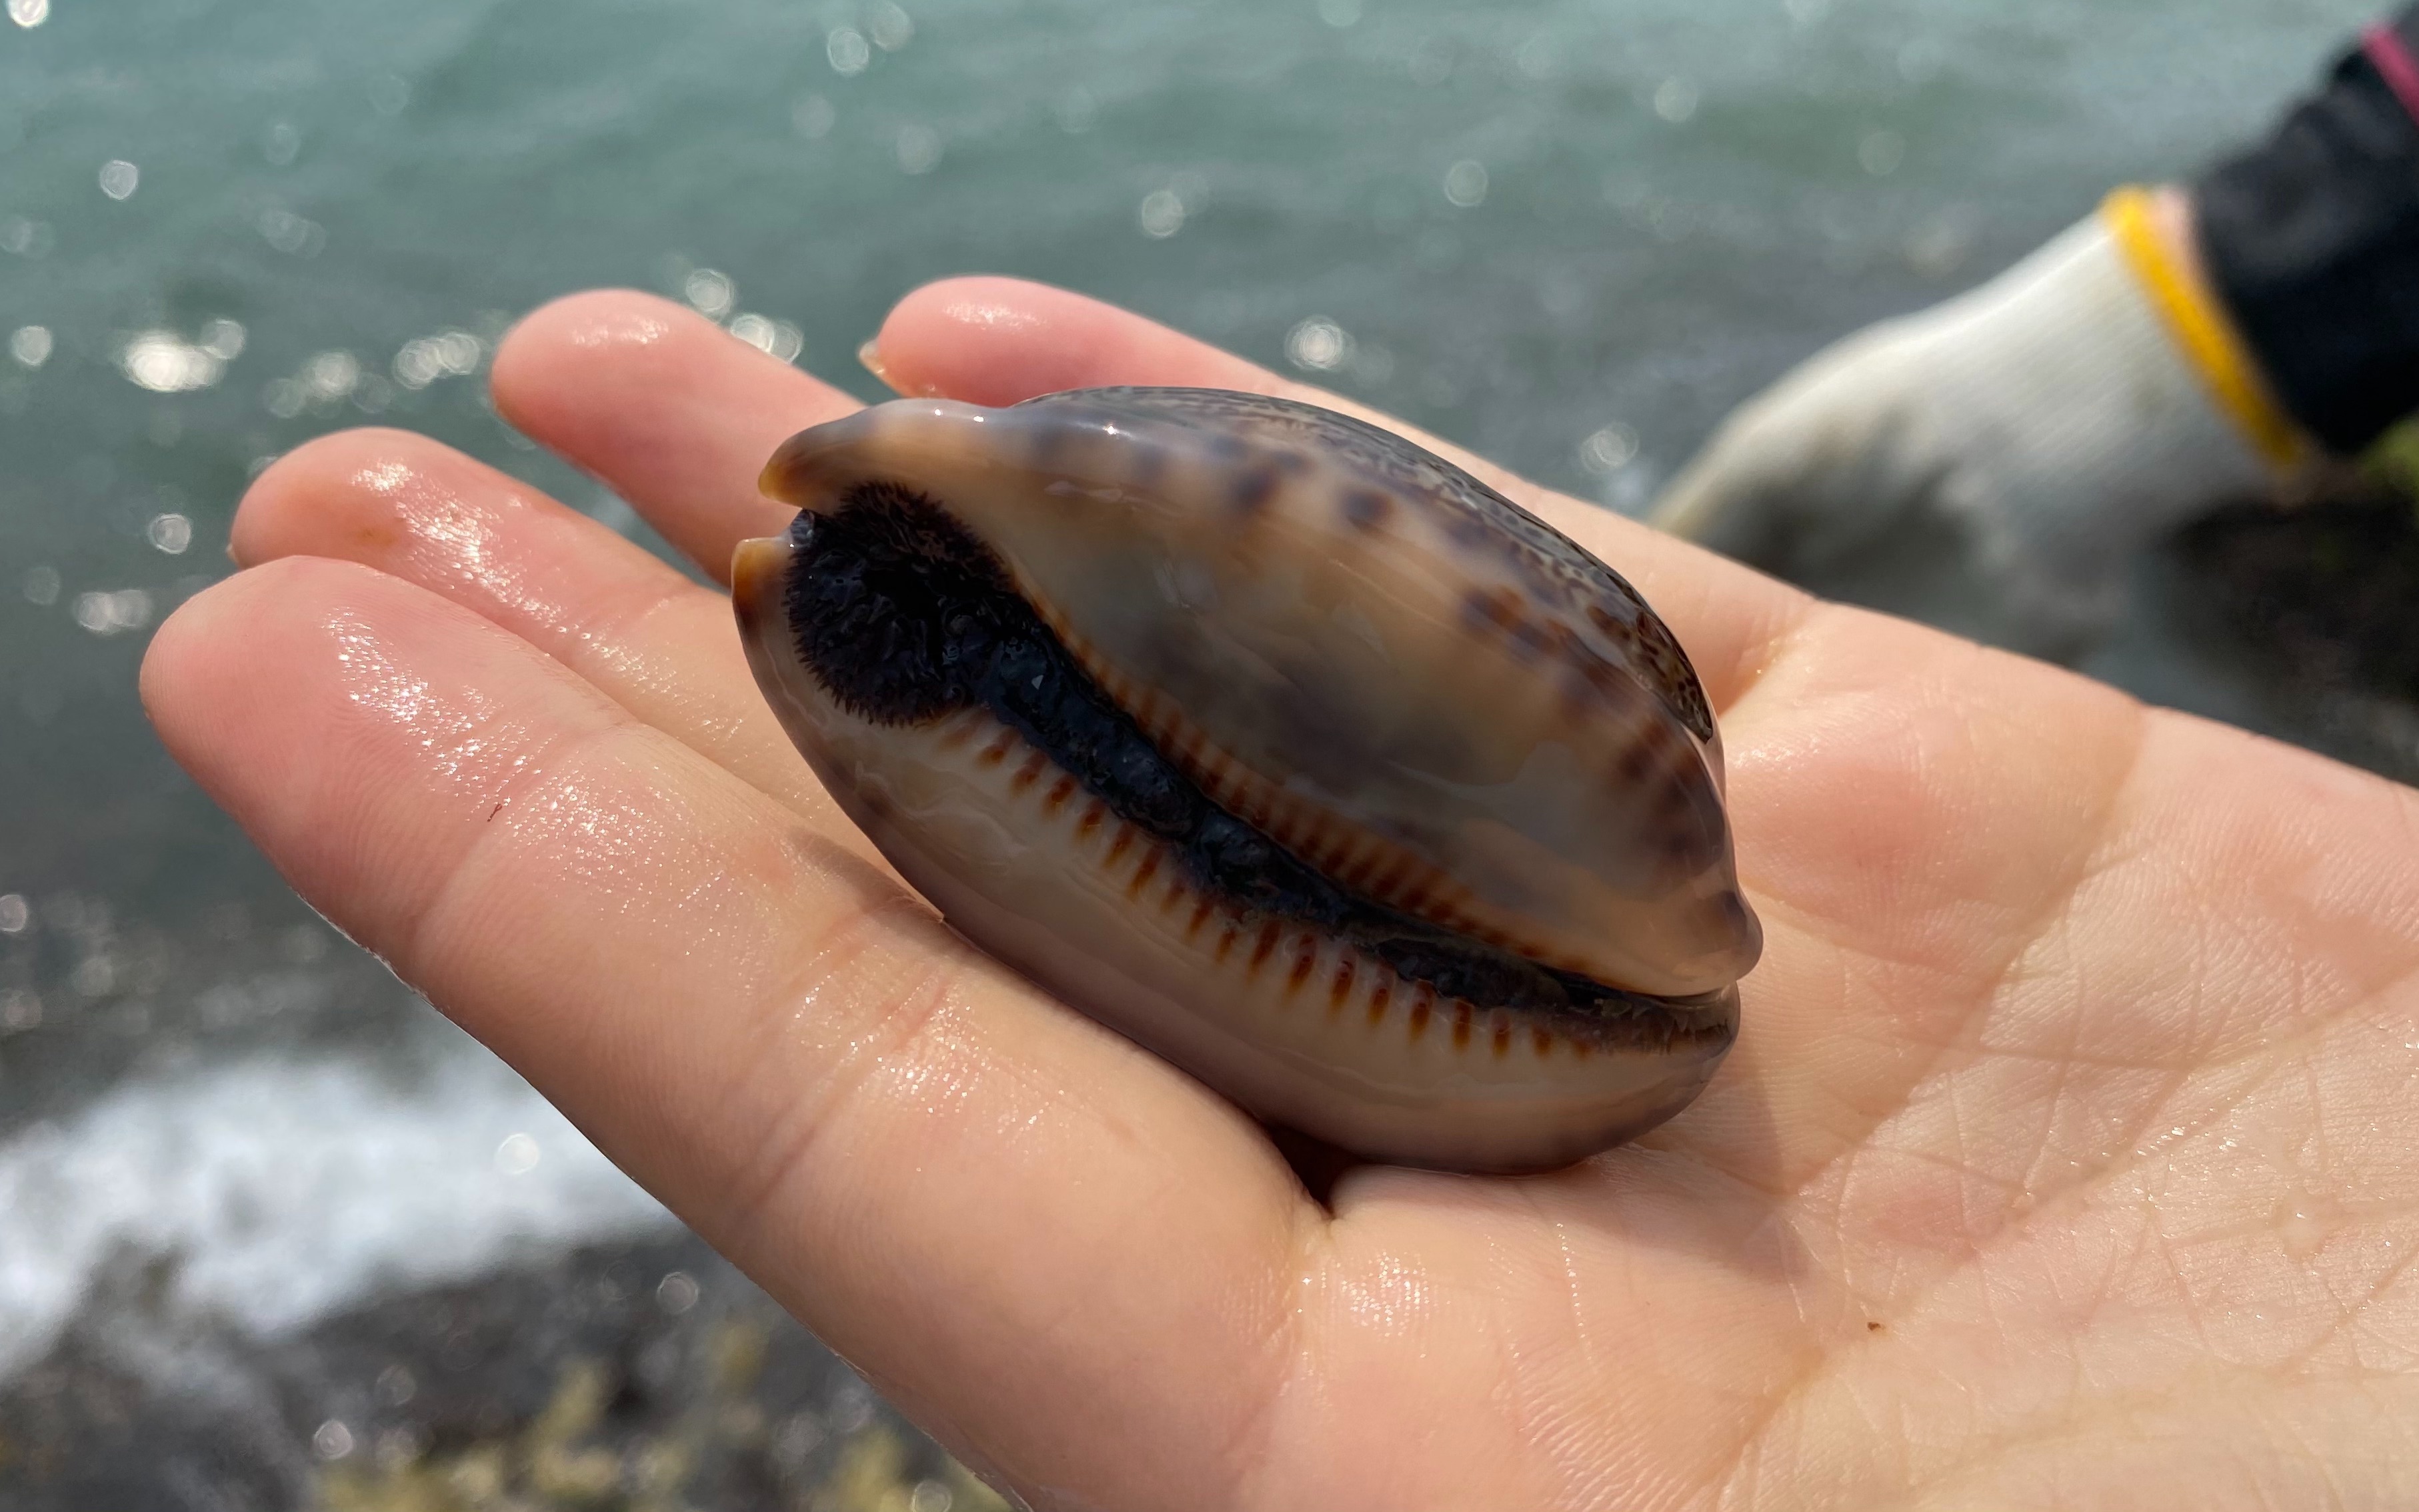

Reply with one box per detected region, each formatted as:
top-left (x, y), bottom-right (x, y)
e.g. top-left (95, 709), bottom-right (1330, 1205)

top-left (0, 0), bottom-right (2394, 1498)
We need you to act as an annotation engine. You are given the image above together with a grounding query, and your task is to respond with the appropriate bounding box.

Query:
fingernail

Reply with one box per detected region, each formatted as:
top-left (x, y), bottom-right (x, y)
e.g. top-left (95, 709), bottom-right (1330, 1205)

top-left (857, 339), bottom-right (899, 393)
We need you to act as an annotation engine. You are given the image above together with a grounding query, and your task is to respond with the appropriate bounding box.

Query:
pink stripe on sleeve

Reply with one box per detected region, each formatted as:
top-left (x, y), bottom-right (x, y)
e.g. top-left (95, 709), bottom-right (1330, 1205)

top-left (2363, 22), bottom-right (2419, 127)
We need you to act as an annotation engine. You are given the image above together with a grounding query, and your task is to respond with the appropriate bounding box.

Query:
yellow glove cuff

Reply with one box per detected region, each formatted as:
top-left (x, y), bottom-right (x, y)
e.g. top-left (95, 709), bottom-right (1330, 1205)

top-left (2102, 185), bottom-right (2310, 473)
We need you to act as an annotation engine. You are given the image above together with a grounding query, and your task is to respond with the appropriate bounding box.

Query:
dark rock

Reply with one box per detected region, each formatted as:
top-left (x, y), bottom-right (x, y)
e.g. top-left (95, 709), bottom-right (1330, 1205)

top-left (2174, 491), bottom-right (2419, 785)
top-left (0, 1233), bottom-right (1011, 1512)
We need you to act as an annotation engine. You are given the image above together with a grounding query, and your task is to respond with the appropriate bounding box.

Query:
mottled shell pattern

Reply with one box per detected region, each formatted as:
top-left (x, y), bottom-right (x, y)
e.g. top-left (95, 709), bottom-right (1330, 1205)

top-left (733, 388), bottom-right (1758, 1173)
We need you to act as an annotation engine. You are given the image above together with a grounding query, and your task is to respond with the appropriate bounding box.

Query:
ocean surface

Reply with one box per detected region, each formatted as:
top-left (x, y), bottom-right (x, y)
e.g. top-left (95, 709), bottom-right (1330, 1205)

top-left (0, 0), bottom-right (2395, 1497)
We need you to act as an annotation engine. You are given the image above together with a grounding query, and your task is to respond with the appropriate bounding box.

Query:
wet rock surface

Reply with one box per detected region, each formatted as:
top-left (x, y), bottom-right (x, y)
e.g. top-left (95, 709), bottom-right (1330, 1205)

top-left (0, 1233), bottom-right (1007, 1512)
top-left (2174, 493), bottom-right (2419, 787)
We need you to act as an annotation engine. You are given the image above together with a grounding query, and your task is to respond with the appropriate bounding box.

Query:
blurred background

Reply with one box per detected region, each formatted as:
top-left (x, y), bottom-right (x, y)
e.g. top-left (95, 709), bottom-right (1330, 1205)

top-left (2, 0), bottom-right (2409, 1507)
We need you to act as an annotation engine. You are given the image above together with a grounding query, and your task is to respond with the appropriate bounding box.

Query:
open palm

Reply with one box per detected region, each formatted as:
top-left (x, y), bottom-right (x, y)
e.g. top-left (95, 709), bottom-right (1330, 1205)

top-left (141, 282), bottom-right (2419, 1511)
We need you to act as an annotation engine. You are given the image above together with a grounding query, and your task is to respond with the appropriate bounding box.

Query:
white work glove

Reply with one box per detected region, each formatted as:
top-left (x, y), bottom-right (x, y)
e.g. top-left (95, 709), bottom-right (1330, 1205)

top-left (1652, 192), bottom-right (2318, 659)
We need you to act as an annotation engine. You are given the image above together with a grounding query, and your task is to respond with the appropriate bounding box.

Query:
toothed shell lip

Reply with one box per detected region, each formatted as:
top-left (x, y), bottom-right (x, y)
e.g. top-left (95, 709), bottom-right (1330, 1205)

top-left (733, 388), bottom-right (1758, 1171)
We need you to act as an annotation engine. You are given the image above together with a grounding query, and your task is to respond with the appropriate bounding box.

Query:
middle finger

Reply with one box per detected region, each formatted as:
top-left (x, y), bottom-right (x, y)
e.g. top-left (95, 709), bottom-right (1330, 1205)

top-left (231, 425), bottom-right (875, 849)
top-left (490, 289), bottom-right (846, 583)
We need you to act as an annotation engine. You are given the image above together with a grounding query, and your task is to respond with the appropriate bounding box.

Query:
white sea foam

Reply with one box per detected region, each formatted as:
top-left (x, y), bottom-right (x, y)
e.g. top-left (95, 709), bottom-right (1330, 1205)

top-left (0, 1047), bottom-right (675, 1379)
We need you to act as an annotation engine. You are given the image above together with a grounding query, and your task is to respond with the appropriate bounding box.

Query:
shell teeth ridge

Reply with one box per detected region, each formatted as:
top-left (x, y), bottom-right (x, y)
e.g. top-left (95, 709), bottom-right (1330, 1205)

top-left (1050, 609), bottom-right (1520, 944)
top-left (938, 714), bottom-right (1578, 1065)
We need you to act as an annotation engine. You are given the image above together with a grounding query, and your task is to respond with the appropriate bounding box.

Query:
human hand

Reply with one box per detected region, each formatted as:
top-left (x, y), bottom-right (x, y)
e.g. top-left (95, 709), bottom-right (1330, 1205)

top-left (143, 279), bottom-right (2419, 1509)
top-left (1651, 189), bottom-right (2325, 661)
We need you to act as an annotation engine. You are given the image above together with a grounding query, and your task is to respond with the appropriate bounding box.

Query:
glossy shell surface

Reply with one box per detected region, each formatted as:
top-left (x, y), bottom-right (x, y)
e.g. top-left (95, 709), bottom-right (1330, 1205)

top-left (734, 388), bottom-right (1758, 1172)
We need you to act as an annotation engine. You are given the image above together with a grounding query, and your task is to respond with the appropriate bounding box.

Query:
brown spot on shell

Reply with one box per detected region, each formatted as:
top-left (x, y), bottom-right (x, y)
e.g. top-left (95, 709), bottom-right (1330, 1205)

top-left (1043, 775), bottom-right (1077, 814)
top-left (1653, 786), bottom-right (1702, 840)
top-left (1452, 1002), bottom-right (1474, 1049)
top-left (1230, 466), bottom-right (1281, 516)
top-left (1105, 826), bottom-right (1135, 867)
top-left (1185, 900), bottom-right (1215, 939)
top-left (1340, 488), bottom-right (1393, 531)
top-left (1127, 849), bottom-right (1163, 899)
top-left (1492, 1016), bottom-right (1513, 1057)
top-left (1328, 958), bottom-right (1356, 1013)
top-left (1586, 603), bottom-right (1640, 648)
top-left (1614, 739), bottom-right (1657, 787)
top-left (1462, 585), bottom-right (1523, 637)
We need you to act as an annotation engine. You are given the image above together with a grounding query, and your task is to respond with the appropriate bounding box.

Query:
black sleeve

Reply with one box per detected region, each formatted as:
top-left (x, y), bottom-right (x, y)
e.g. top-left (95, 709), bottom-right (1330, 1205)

top-left (2192, 6), bottom-right (2419, 455)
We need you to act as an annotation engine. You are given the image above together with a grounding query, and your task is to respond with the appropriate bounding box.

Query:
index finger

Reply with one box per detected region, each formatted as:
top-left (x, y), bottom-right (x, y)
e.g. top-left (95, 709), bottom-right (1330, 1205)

top-left (490, 290), bottom-right (851, 583)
